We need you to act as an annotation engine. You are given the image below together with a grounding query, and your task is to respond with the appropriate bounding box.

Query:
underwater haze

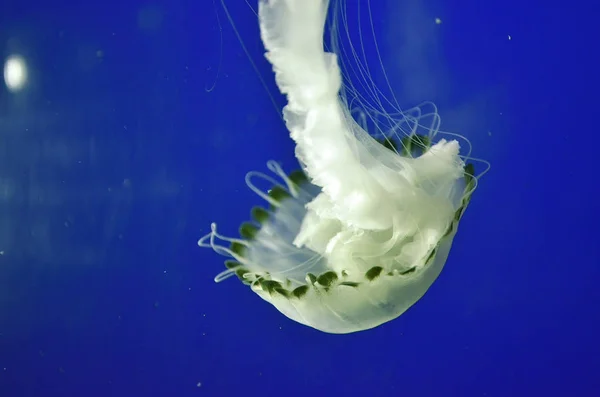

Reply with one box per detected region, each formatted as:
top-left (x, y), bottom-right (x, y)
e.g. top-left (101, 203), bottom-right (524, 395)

top-left (0, 0), bottom-right (599, 396)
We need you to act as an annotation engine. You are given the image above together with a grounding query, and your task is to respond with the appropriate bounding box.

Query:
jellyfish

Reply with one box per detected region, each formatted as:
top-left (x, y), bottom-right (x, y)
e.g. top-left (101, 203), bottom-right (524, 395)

top-left (198, 0), bottom-right (487, 334)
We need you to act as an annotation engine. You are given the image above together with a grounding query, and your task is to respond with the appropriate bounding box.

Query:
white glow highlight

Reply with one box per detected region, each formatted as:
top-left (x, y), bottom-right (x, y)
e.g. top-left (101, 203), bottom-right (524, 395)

top-left (4, 55), bottom-right (28, 92)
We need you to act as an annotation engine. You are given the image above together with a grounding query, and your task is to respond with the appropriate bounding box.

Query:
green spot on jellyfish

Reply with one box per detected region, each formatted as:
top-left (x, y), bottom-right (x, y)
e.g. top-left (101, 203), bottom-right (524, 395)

top-left (288, 169), bottom-right (308, 186)
top-left (454, 207), bottom-right (464, 222)
top-left (306, 273), bottom-right (317, 284)
top-left (225, 260), bottom-right (241, 269)
top-left (251, 206), bottom-right (270, 224)
top-left (292, 285), bottom-right (309, 299)
top-left (235, 268), bottom-right (249, 280)
top-left (260, 279), bottom-right (283, 294)
top-left (365, 266), bottom-right (384, 281)
top-left (400, 134), bottom-right (431, 157)
top-left (268, 186), bottom-right (291, 203)
top-left (425, 248), bottom-right (437, 264)
top-left (239, 222), bottom-right (258, 240)
top-left (275, 288), bottom-right (291, 298)
top-left (230, 241), bottom-right (246, 257)
top-left (443, 222), bottom-right (454, 237)
top-left (317, 271), bottom-right (338, 288)
top-left (464, 163), bottom-right (475, 188)
top-left (400, 267), bottom-right (416, 275)
top-left (381, 137), bottom-right (398, 152)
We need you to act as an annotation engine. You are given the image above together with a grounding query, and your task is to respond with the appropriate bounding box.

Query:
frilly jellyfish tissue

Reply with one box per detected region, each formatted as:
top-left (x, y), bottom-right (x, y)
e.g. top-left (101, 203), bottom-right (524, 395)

top-left (198, 0), bottom-right (487, 334)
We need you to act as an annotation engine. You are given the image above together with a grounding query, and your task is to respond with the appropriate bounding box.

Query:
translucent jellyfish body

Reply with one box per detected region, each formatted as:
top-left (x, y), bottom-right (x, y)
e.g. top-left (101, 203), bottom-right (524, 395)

top-left (198, 0), bottom-right (484, 334)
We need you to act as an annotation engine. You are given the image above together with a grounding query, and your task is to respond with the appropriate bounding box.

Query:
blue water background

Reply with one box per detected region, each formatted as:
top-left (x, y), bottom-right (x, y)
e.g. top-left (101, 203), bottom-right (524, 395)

top-left (0, 0), bottom-right (598, 396)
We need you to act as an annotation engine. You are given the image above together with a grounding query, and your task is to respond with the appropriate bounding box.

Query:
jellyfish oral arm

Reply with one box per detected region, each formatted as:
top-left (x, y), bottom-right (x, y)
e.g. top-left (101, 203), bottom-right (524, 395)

top-left (259, 0), bottom-right (395, 231)
top-left (258, 0), bottom-right (465, 250)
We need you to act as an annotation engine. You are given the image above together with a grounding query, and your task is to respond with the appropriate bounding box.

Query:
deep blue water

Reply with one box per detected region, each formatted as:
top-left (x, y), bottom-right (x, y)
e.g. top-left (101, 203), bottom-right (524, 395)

top-left (0, 0), bottom-right (598, 396)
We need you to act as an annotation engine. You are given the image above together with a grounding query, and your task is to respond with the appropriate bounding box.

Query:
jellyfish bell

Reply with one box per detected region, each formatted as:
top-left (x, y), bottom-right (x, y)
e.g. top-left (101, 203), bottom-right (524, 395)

top-left (198, 0), bottom-right (488, 334)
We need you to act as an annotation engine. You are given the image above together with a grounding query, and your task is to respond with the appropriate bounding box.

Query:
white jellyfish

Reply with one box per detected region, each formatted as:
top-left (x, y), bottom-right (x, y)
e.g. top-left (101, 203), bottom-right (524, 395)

top-left (198, 0), bottom-right (488, 334)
